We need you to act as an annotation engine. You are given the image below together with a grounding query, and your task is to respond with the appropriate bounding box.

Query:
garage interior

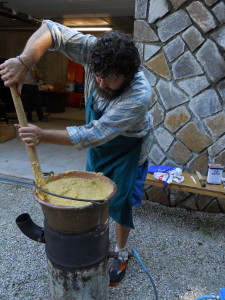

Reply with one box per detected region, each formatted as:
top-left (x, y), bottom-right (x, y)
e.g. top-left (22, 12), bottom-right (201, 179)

top-left (0, 0), bottom-right (135, 182)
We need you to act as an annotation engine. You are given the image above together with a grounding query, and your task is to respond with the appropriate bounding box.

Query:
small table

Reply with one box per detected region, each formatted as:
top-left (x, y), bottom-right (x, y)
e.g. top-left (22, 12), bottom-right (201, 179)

top-left (145, 172), bottom-right (225, 199)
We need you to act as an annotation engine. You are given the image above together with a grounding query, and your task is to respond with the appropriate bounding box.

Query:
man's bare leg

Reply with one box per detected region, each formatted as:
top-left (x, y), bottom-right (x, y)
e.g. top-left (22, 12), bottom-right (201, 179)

top-left (109, 223), bottom-right (131, 286)
top-left (116, 223), bottom-right (131, 249)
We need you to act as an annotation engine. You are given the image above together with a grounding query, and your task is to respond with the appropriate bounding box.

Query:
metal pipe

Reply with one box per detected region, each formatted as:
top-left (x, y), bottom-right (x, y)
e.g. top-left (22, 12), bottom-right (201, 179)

top-left (44, 219), bottom-right (110, 299)
top-left (47, 258), bottom-right (109, 300)
top-left (16, 171), bottom-right (117, 299)
top-left (16, 213), bottom-right (45, 243)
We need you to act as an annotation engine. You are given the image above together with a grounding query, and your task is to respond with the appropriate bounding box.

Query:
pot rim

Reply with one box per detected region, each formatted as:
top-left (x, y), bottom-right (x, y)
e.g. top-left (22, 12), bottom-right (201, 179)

top-left (33, 170), bottom-right (117, 209)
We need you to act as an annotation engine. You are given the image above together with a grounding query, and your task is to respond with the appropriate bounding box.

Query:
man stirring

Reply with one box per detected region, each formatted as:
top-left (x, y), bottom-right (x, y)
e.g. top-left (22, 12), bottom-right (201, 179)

top-left (0, 20), bottom-right (154, 286)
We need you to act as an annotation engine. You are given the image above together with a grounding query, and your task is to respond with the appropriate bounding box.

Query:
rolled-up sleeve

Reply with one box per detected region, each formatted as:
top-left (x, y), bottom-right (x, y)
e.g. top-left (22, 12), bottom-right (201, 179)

top-left (43, 20), bottom-right (96, 65)
top-left (66, 77), bottom-right (153, 150)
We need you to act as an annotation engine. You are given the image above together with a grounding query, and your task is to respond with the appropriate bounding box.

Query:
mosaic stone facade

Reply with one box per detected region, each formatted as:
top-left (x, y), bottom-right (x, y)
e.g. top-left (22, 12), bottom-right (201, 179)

top-left (134, 0), bottom-right (225, 212)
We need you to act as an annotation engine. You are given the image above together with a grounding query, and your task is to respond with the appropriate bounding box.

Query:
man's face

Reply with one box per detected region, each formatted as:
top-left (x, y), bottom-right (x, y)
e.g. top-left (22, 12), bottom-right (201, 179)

top-left (95, 73), bottom-right (128, 100)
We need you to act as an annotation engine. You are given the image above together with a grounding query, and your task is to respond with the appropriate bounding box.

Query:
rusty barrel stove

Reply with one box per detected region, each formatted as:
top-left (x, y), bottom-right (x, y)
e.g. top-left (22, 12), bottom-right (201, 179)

top-left (16, 171), bottom-right (117, 300)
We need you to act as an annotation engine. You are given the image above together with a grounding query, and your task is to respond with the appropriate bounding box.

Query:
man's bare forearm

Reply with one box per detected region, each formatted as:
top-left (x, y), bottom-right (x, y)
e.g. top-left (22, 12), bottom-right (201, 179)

top-left (0, 23), bottom-right (53, 88)
top-left (17, 125), bottom-right (73, 147)
top-left (41, 129), bottom-right (73, 145)
top-left (20, 23), bottom-right (53, 67)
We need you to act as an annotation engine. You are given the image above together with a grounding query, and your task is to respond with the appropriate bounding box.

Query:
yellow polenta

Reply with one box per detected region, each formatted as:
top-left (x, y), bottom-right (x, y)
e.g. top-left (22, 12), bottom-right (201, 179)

top-left (38, 176), bottom-right (113, 207)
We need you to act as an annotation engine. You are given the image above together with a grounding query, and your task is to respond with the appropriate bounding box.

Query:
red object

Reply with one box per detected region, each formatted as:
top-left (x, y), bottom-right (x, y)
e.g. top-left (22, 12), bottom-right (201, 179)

top-left (67, 60), bottom-right (84, 83)
top-left (66, 92), bottom-right (83, 107)
top-left (67, 60), bottom-right (84, 107)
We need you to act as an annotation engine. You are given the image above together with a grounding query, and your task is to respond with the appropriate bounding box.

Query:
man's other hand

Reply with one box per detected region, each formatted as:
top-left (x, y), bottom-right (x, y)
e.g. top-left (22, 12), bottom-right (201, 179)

top-left (15, 124), bottom-right (44, 147)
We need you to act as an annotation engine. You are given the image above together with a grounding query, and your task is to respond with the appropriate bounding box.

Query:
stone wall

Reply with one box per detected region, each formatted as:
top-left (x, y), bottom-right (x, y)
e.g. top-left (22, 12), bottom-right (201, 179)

top-left (134, 0), bottom-right (225, 212)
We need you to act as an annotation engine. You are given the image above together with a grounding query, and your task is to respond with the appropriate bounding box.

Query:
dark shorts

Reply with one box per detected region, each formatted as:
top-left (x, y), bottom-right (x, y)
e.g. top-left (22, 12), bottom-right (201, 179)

top-left (130, 160), bottom-right (148, 208)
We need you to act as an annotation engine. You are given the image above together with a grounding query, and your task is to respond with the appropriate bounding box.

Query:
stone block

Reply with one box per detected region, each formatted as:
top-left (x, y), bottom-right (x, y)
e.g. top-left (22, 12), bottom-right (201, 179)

top-left (211, 26), bottom-right (225, 49)
top-left (135, 43), bottom-right (144, 63)
top-left (172, 51), bottom-right (204, 80)
top-left (151, 89), bottom-right (158, 107)
top-left (202, 199), bottom-right (221, 213)
top-left (170, 190), bottom-right (191, 207)
top-left (163, 159), bottom-right (181, 168)
top-left (177, 122), bottom-right (212, 154)
top-left (154, 127), bottom-right (174, 152)
top-left (196, 195), bottom-right (215, 211)
top-left (149, 144), bottom-right (166, 164)
top-left (208, 135), bottom-right (225, 158)
top-left (168, 0), bottom-right (189, 10)
top-left (177, 197), bottom-right (198, 211)
top-left (142, 66), bottom-right (157, 86)
top-left (148, 0), bottom-right (170, 23)
top-left (204, 112), bottom-right (225, 138)
top-left (181, 26), bottom-right (205, 52)
top-left (212, 2), bottom-right (225, 24)
top-left (150, 102), bottom-right (165, 126)
top-left (157, 10), bottom-right (192, 42)
top-left (145, 186), bottom-right (170, 206)
top-left (215, 150), bottom-right (225, 165)
top-left (144, 45), bottom-right (161, 61)
top-left (196, 40), bottom-right (225, 83)
top-left (163, 36), bottom-right (185, 62)
top-left (186, 1), bottom-right (217, 33)
top-left (204, 0), bottom-right (219, 6)
top-left (134, 20), bottom-right (159, 42)
top-left (145, 53), bottom-right (171, 80)
top-left (177, 76), bottom-right (210, 97)
top-left (164, 106), bottom-right (191, 133)
top-left (189, 89), bottom-right (222, 118)
top-left (135, 0), bottom-right (148, 19)
top-left (217, 79), bottom-right (225, 101)
top-left (169, 141), bottom-right (192, 165)
top-left (188, 152), bottom-right (208, 176)
top-left (156, 80), bottom-right (188, 110)
top-left (218, 197), bottom-right (225, 213)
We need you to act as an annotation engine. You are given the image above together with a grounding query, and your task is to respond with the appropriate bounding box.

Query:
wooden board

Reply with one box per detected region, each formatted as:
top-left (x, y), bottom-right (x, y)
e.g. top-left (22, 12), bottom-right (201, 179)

top-left (0, 124), bottom-right (16, 143)
top-left (145, 172), bottom-right (225, 199)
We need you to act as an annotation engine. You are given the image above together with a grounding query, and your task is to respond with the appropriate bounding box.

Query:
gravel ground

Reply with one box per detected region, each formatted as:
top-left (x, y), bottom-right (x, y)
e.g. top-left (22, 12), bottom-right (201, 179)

top-left (1, 182), bottom-right (225, 300)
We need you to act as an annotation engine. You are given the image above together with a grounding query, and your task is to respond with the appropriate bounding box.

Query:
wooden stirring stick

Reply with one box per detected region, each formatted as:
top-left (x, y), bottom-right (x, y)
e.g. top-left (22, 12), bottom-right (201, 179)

top-left (10, 86), bottom-right (47, 190)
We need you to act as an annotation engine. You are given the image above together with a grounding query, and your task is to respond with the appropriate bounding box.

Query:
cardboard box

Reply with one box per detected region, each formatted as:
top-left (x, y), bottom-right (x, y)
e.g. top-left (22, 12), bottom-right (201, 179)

top-left (0, 124), bottom-right (16, 143)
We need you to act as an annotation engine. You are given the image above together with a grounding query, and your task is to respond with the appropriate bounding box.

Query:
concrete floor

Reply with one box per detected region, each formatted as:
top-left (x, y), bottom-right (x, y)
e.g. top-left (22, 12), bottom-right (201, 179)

top-left (0, 107), bottom-right (87, 182)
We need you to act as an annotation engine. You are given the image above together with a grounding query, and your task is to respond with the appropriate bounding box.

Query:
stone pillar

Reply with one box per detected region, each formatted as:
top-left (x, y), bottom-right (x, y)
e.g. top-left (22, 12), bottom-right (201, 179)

top-left (134, 0), bottom-right (225, 212)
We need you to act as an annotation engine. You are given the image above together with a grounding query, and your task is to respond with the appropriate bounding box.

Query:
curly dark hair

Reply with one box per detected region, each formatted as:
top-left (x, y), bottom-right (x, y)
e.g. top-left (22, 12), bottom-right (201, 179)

top-left (90, 30), bottom-right (140, 80)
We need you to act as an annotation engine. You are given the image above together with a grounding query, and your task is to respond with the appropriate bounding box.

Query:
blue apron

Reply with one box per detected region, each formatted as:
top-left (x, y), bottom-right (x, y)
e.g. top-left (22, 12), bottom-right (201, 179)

top-left (85, 90), bottom-right (142, 228)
